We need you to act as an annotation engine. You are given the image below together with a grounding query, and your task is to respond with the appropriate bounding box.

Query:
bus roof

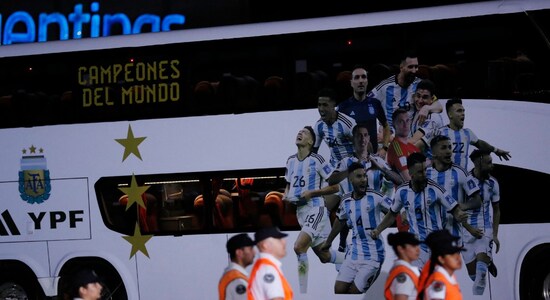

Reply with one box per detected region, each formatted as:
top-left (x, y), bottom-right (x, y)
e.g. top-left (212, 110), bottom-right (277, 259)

top-left (1, 0), bottom-right (549, 58)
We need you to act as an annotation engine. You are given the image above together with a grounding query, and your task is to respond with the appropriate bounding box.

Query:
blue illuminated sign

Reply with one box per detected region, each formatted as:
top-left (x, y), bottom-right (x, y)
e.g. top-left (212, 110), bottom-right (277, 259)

top-left (0, 2), bottom-right (185, 45)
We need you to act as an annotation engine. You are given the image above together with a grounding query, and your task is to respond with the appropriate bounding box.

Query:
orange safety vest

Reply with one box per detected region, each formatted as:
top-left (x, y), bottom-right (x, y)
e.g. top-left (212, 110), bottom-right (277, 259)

top-left (417, 258), bottom-right (432, 294)
top-left (219, 269), bottom-right (248, 300)
top-left (247, 258), bottom-right (293, 300)
top-left (420, 270), bottom-right (462, 300)
top-left (384, 264), bottom-right (419, 300)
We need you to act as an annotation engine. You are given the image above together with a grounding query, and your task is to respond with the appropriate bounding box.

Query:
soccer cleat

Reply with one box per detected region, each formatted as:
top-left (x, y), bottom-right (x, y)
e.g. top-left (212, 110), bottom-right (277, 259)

top-left (488, 261), bottom-right (498, 277)
top-left (338, 244), bottom-right (346, 253)
top-left (473, 284), bottom-right (486, 295)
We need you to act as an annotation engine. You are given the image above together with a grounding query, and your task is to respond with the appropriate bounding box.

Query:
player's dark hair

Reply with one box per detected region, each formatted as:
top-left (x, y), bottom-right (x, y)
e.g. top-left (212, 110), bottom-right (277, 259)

top-left (352, 64), bottom-right (367, 72)
top-left (347, 162), bottom-right (364, 174)
top-left (352, 124), bottom-right (370, 136)
top-left (400, 49), bottom-right (418, 63)
top-left (304, 126), bottom-right (316, 146)
top-left (416, 79), bottom-right (435, 95)
top-left (445, 97), bottom-right (463, 114)
top-left (392, 107), bottom-right (409, 123)
top-left (407, 152), bottom-right (426, 169)
top-left (470, 149), bottom-right (491, 162)
top-left (317, 87), bottom-right (337, 103)
top-left (429, 135), bottom-right (450, 149)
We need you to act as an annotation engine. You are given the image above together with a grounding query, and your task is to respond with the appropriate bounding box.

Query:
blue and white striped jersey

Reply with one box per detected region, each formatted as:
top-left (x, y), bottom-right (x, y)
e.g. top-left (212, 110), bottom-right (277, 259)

top-left (467, 173), bottom-right (500, 230)
top-left (411, 112), bottom-right (445, 140)
top-left (426, 164), bottom-right (480, 238)
top-left (313, 112), bottom-right (356, 167)
top-left (285, 152), bottom-right (333, 207)
top-left (368, 75), bottom-right (421, 129)
top-left (335, 156), bottom-right (390, 194)
top-left (390, 179), bottom-right (457, 252)
top-left (412, 112), bottom-right (445, 160)
top-left (437, 126), bottom-right (479, 170)
top-left (337, 190), bottom-right (392, 262)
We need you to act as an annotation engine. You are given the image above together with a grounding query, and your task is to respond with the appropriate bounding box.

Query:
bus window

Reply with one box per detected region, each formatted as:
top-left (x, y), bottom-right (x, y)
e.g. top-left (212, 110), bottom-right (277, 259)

top-left (118, 193), bottom-right (159, 232)
top-left (94, 168), bottom-right (296, 235)
top-left (494, 165), bottom-right (550, 224)
top-left (159, 181), bottom-right (202, 232)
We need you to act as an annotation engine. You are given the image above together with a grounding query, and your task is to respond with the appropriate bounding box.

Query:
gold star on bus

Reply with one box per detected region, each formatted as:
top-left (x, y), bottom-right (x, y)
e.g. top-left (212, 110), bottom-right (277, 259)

top-left (115, 125), bottom-right (146, 162)
top-left (29, 145), bottom-right (37, 153)
top-left (123, 223), bottom-right (153, 258)
top-left (118, 174), bottom-right (150, 210)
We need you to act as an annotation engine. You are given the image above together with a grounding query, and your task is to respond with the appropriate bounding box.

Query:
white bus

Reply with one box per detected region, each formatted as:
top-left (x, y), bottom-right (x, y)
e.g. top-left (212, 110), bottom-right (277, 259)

top-left (1, 1), bottom-right (550, 299)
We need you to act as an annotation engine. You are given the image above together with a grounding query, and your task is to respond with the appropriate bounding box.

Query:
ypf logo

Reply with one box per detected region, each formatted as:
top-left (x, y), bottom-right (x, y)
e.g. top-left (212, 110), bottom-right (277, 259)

top-left (18, 145), bottom-right (51, 204)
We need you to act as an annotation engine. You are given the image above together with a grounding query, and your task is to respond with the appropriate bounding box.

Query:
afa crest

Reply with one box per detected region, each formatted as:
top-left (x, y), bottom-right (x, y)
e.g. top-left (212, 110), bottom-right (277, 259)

top-left (18, 145), bottom-right (51, 204)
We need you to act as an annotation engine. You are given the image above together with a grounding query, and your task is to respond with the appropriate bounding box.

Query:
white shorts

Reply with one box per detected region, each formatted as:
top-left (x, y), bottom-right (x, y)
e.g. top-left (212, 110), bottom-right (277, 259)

top-left (462, 229), bottom-right (494, 263)
top-left (336, 259), bottom-right (382, 292)
top-left (296, 205), bottom-right (331, 247)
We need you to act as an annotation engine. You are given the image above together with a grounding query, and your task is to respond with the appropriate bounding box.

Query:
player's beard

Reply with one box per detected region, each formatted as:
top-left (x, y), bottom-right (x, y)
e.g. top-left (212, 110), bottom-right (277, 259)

top-left (404, 73), bottom-right (416, 86)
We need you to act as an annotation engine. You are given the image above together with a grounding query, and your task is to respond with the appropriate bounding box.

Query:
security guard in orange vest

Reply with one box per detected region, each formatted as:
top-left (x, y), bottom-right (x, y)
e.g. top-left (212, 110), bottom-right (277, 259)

top-left (219, 233), bottom-right (256, 300)
top-left (248, 227), bottom-right (293, 300)
top-left (384, 232), bottom-right (421, 300)
top-left (419, 230), bottom-right (464, 300)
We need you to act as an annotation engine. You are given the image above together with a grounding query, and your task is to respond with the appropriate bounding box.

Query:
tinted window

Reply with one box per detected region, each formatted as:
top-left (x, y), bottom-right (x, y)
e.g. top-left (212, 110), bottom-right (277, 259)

top-left (95, 168), bottom-right (300, 235)
top-left (494, 165), bottom-right (550, 224)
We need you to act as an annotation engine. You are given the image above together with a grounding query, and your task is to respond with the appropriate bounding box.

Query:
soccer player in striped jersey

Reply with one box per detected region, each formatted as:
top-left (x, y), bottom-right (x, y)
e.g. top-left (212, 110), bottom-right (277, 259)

top-left (408, 79), bottom-right (445, 160)
top-left (438, 97), bottom-right (511, 170)
top-left (368, 51), bottom-right (442, 131)
top-left (371, 152), bottom-right (467, 268)
top-left (321, 162), bottom-right (393, 294)
top-left (426, 135), bottom-right (482, 242)
top-left (329, 124), bottom-right (403, 195)
top-left (328, 124), bottom-right (403, 253)
top-left (312, 88), bottom-right (356, 167)
top-left (283, 126), bottom-right (344, 294)
top-left (462, 149), bottom-right (501, 295)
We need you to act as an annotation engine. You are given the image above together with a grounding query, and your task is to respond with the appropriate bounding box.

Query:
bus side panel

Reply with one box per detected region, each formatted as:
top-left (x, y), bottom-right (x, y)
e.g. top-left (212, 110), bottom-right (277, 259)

top-left (135, 232), bottom-right (388, 300)
top-left (0, 242), bottom-right (50, 278)
top-left (0, 179), bottom-right (90, 242)
top-left (136, 234), bottom-right (230, 299)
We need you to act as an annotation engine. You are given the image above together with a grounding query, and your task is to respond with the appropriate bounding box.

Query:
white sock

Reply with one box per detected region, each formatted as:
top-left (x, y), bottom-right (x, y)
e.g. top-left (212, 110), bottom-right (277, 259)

top-left (473, 261), bottom-right (488, 295)
top-left (297, 253), bottom-right (309, 293)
